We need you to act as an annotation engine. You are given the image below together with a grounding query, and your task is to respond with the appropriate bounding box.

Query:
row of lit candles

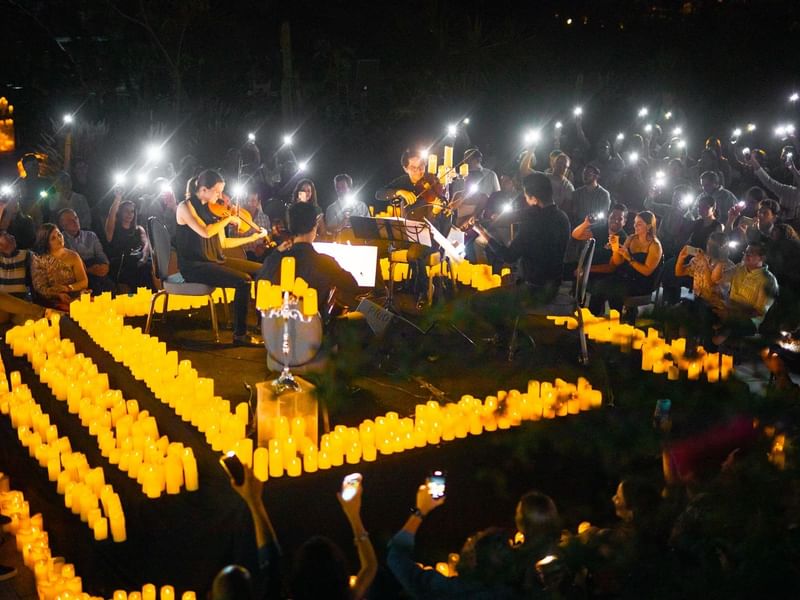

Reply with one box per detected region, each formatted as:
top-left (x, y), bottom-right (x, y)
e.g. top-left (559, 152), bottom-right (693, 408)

top-left (86, 288), bottom-right (235, 319)
top-left (378, 255), bottom-right (507, 291)
top-left (5, 317), bottom-right (197, 496)
top-left (1, 477), bottom-right (194, 600)
top-left (71, 288), bottom-right (602, 483)
top-left (1, 375), bottom-right (127, 542)
top-left (548, 309), bottom-right (734, 382)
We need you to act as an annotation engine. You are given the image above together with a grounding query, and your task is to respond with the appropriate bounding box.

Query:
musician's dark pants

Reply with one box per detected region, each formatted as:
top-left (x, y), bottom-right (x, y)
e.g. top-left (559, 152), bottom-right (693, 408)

top-left (181, 258), bottom-right (261, 337)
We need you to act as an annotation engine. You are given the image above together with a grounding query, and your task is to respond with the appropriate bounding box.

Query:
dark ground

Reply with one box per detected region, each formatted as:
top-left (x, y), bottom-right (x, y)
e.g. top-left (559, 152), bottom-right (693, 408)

top-left (0, 294), bottom-right (767, 597)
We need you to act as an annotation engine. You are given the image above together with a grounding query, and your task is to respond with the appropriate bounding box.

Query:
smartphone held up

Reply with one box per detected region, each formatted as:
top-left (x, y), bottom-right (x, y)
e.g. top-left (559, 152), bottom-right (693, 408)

top-left (341, 473), bottom-right (363, 502)
top-left (426, 470), bottom-right (447, 499)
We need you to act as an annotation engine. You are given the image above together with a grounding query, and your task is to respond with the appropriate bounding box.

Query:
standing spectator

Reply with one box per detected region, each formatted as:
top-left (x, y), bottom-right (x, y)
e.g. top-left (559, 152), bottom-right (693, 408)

top-left (564, 165), bottom-right (610, 227)
top-left (0, 195), bottom-right (36, 250)
top-left (464, 148), bottom-right (501, 196)
top-left (691, 171), bottom-right (737, 221)
top-left (31, 223), bottom-right (88, 311)
top-left (546, 152), bottom-right (574, 210)
top-left (325, 174), bottom-right (369, 235)
top-left (139, 178), bottom-right (179, 243)
top-left (18, 153), bottom-right (49, 225)
top-left (57, 208), bottom-right (114, 294)
top-left (230, 189), bottom-right (272, 262)
top-left (50, 172), bottom-right (92, 230)
top-left (748, 152), bottom-right (800, 226)
top-left (588, 140), bottom-right (624, 193)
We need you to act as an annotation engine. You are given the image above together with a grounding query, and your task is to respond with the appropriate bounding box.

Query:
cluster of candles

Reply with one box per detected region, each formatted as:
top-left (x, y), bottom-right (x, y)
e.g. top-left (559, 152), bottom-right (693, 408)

top-left (548, 309), bottom-right (734, 382)
top-left (0, 365), bottom-right (127, 542)
top-left (426, 145), bottom-right (470, 184)
top-left (378, 256), bottom-right (508, 291)
top-left (6, 316), bottom-right (197, 498)
top-left (255, 257), bottom-right (318, 315)
top-left (1, 475), bottom-right (195, 600)
top-left (79, 288), bottom-right (236, 319)
top-left (240, 378), bottom-right (603, 482)
top-left (69, 304), bottom-right (249, 458)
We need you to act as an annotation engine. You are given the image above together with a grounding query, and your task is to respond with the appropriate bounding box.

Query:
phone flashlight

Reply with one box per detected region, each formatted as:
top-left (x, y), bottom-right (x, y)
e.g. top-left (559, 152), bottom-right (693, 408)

top-left (502, 202), bottom-right (513, 214)
top-left (672, 127), bottom-right (682, 136)
top-left (732, 128), bottom-right (742, 138)
top-left (644, 124), bottom-right (653, 133)
top-left (446, 123), bottom-right (458, 137)
top-left (341, 473), bottom-right (362, 501)
top-left (628, 152), bottom-right (639, 164)
top-left (737, 201), bottom-right (746, 208)
top-left (555, 121), bottom-right (563, 130)
top-left (742, 147), bottom-right (751, 156)
top-left (524, 129), bottom-right (542, 145)
top-left (616, 132), bottom-right (625, 141)
top-left (573, 106), bottom-right (583, 117)
top-left (680, 194), bottom-right (694, 208)
top-left (747, 124), bottom-right (757, 132)
top-left (638, 107), bottom-right (648, 118)
top-left (468, 184), bottom-right (480, 196)
top-left (426, 470), bottom-right (446, 499)
top-left (247, 132), bottom-right (256, 142)
top-left (727, 241), bottom-right (739, 249)
top-left (1, 184), bottom-right (12, 196)
top-left (664, 111), bottom-right (673, 120)
top-left (220, 451), bottom-right (245, 486)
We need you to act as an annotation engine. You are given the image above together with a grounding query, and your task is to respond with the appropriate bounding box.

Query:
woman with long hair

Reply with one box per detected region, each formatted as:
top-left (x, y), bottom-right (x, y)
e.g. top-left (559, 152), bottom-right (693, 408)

top-left (31, 223), bottom-right (88, 310)
top-left (104, 189), bottom-right (153, 290)
top-left (175, 169), bottom-right (269, 345)
top-left (589, 211), bottom-right (663, 318)
top-left (291, 178), bottom-right (328, 238)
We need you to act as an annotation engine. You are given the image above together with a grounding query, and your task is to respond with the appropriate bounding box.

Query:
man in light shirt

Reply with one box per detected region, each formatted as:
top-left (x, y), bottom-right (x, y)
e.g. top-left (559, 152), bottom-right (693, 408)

top-left (748, 152), bottom-right (800, 226)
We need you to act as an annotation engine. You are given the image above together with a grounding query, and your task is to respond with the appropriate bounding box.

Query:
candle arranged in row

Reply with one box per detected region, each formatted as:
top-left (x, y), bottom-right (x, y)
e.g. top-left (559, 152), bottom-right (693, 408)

top-left (255, 258), bottom-right (318, 316)
top-left (378, 256), bottom-right (509, 291)
top-left (5, 316), bottom-right (196, 497)
top-left (548, 309), bottom-right (734, 382)
top-left (1, 375), bottom-right (126, 542)
top-left (1, 475), bottom-right (194, 600)
top-left (75, 287), bottom-right (237, 320)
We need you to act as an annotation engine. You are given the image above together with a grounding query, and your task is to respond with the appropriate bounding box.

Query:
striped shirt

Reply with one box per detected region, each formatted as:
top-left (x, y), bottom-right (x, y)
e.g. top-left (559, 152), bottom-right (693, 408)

top-left (0, 250), bottom-right (30, 296)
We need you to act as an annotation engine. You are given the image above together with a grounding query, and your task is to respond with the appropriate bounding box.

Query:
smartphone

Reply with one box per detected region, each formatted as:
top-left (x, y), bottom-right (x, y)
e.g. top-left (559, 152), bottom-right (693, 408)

top-left (220, 451), bottom-right (245, 486)
top-left (685, 246), bottom-right (700, 256)
top-left (341, 473), bottom-right (362, 502)
top-left (426, 470), bottom-right (447, 499)
top-left (588, 212), bottom-right (605, 223)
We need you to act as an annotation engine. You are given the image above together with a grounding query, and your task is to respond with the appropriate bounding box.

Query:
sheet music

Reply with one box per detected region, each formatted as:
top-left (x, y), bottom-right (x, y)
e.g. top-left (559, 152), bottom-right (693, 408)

top-left (312, 243), bottom-right (378, 287)
top-left (424, 218), bottom-right (465, 264)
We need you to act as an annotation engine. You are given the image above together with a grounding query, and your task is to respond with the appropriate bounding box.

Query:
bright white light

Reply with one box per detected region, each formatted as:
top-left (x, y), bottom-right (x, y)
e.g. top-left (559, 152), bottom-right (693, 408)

top-left (727, 241), bottom-right (739, 249)
top-left (0, 184), bottom-right (12, 196)
top-left (655, 170), bottom-right (665, 179)
top-left (595, 212), bottom-right (605, 220)
top-left (232, 183), bottom-right (246, 197)
top-left (776, 125), bottom-right (787, 137)
top-left (787, 124), bottom-right (796, 135)
top-left (791, 93), bottom-right (799, 103)
top-left (298, 160), bottom-right (309, 172)
top-left (159, 182), bottom-right (172, 194)
top-left (345, 194), bottom-right (356, 206)
top-left (680, 194), bottom-right (694, 208)
top-left (638, 107), bottom-right (648, 118)
top-left (732, 128), bottom-right (742, 138)
top-left (524, 129), bottom-right (542, 145)
top-left (628, 152), bottom-right (639, 164)
top-left (672, 127), bottom-right (682, 136)
top-left (566, 18), bottom-right (573, 25)
top-left (62, 114), bottom-right (74, 125)
top-left (555, 121), bottom-right (563, 129)
top-left (145, 144), bottom-right (163, 162)
top-left (664, 111), bottom-right (673, 120)
top-left (677, 140), bottom-right (687, 149)
top-left (644, 123), bottom-right (653, 133)
top-left (616, 132), bottom-right (625, 141)
top-left (420, 148), bottom-right (429, 160)
top-left (737, 201), bottom-right (746, 208)
top-left (653, 170), bottom-right (666, 187)
top-left (468, 184), bottom-right (480, 195)
top-left (113, 172), bottom-right (126, 186)
top-left (135, 172), bottom-right (148, 186)
top-left (462, 118), bottom-right (471, 125)
top-left (447, 123), bottom-right (458, 137)
top-left (742, 147), bottom-right (751, 155)
top-left (747, 123), bottom-right (757, 132)
top-left (247, 132), bottom-right (256, 142)
top-left (573, 106), bottom-right (583, 117)
top-left (502, 202), bottom-right (513, 213)
top-left (39, 190), bottom-right (48, 199)
top-left (282, 134), bottom-right (293, 146)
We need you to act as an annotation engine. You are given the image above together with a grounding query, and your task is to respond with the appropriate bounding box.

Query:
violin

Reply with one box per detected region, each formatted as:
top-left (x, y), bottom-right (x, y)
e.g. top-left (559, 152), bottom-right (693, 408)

top-left (209, 193), bottom-right (275, 246)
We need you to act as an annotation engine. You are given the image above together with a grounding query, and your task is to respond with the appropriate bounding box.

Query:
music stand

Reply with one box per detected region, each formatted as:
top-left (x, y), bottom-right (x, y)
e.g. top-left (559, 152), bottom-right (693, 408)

top-left (349, 216), bottom-right (432, 308)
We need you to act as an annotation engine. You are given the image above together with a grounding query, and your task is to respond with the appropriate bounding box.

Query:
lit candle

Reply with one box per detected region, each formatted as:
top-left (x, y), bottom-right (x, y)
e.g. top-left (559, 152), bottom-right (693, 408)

top-left (253, 447), bottom-right (269, 481)
top-left (143, 584), bottom-right (157, 600)
top-left (279, 257), bottom-right (296, 292)
top-left (93, 517), bottom-right (108, 541)
top-left (427, 153), bottom-right (438, 174)
top-left (459, 163), bottom-right (469, 177)
top-left (443, 146), bottom-right (454, 169)
top-left (303, 289), bottom-right (318, 317)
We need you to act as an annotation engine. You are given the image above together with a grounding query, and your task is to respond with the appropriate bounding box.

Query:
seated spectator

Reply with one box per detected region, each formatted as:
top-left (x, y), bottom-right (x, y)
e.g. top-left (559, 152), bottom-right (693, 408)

top-left (257, 201), bottom-right (360, 313)
top-left (714, 242), bottom-right (778, 343)
top-left (0, 232), bottom-right (45, 324)
top-left (229, 188), bottom-right (272, 262)
top-left (0, 195), bottom-right (36, 250)
top-left (210, 565), bottom-right (254, 600)
top-left (31, 223), bottom-right (88, 311)
top-left (588, 211), bottom-right (663, 319)
top-left (573, 202), bottom-right (628, 264)
top-left (139, 178), bottom-right (178, 243)
top-left (104, 191), bottom-right (153, 291)
top-left (325, 174), bottom-right (370, 236)
top-left (512, 491), bottom-right (562, 595)
top-left (662, 194), bottom-right (722, 305)
top-left (729, 198), bottom-right (781, 251)
top-left (57, 208), bottom-right (114, 294)
top-left (669, 232), bottom-right (735, 343)
top-left (291, 178), bottom-right (328, 238)
top-left (387, 483), bottom-right (519, 599)
top-left (50, 172), bottom-right (92, 229)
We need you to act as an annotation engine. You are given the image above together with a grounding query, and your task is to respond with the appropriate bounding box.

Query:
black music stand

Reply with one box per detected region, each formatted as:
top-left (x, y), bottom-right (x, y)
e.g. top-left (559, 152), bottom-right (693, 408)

top-left (350, 216), bottom-right (431, 308)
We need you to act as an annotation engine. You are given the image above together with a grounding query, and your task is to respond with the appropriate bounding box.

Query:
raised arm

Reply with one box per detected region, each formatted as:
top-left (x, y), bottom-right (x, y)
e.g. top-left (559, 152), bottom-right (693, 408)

top-left (337, 484), bottom-right (377, 600)
top-left (104, 190), bottom-right (123, 242)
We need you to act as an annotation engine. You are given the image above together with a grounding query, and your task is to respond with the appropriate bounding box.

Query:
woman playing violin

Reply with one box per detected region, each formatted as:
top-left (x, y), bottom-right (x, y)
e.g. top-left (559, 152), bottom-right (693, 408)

top-left (176, 169), bottom-right (270, 346)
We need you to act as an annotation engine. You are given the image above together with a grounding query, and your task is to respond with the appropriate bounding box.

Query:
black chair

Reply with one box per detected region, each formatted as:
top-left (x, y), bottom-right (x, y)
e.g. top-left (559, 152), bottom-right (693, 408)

top-left (509, 238), bottom-right (595, 364)
top-left (145, 216), bottom-right (228, 342)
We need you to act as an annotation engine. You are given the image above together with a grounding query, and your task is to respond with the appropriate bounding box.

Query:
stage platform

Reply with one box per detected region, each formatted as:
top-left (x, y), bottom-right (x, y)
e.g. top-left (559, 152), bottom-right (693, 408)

top-left (0, 300), bottom-right (764, 598)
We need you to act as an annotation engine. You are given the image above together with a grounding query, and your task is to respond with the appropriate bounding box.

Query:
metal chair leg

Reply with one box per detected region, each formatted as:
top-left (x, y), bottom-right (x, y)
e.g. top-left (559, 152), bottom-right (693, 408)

top-left (221, 288), bottom-right (231, 327)
top-left (576, 307), bottom-right (589, 365)
top-left (508, 315), bottom-right (520, 362)
top-left (208, 294), bottom-right (221, 343)
top-left (145, 290), bottom-right (166, 334)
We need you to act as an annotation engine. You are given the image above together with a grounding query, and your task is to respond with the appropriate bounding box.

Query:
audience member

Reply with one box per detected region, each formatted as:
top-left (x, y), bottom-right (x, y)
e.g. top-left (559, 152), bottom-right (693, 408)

top-left (0, 232), bottom-right (45, 323)
top-left (563, 164), bottom-right (610, 227)
top-left (0, 195), bottom-right (36, 250)
top-left (325, 174), bottom-right (369, 235)
top-left (749, 152), bottom-right (800, 226)
top-left (104, 192), bottom-right (153, 291)
top-left (31, 223), bottom-right (88, 311)
top-left (57, 208), bottom-right (114, 294)
top-left (19, 153), bottom-right (49, 225)
top-left (463, 148), bottom-right (501, 196)
top-left (140, 178), bottom-right (178, 243)
top-left (50, 172), bottom-right (92, 229)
